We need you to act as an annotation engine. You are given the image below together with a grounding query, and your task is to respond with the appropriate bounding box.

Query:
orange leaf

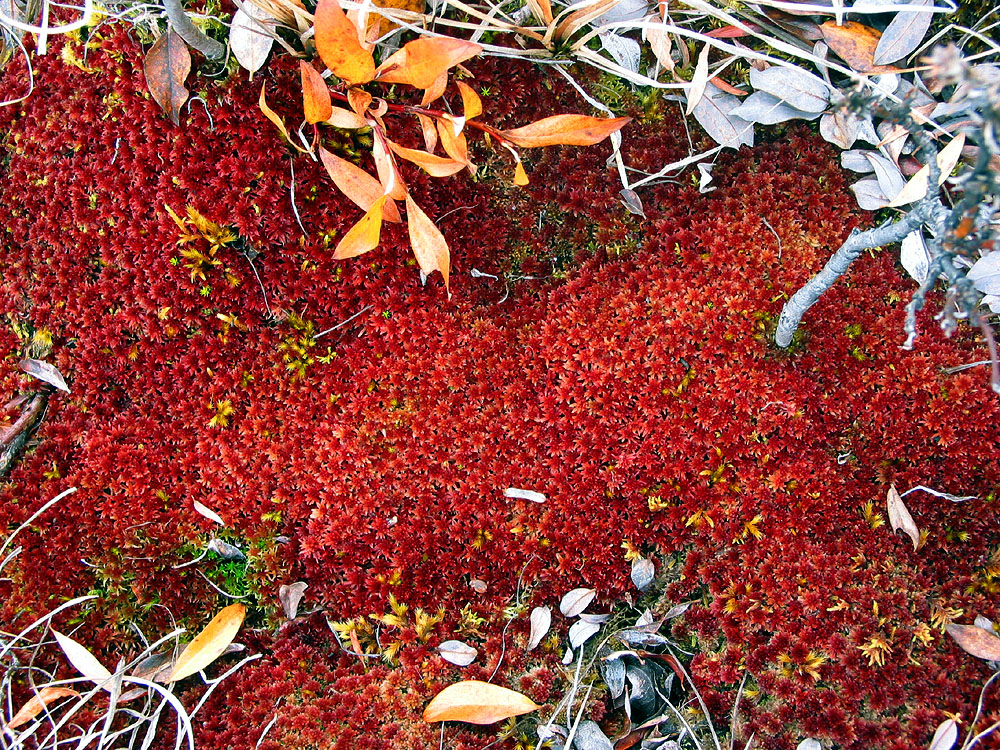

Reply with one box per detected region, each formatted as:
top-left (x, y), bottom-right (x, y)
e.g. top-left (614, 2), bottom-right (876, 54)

top-left (406, 195), bottom-right (450, 292)
top-left (366, 0), bottom-right (426, 39)
top-left (820, 21), bottom-right (900, 74)
top-left (388, 141), bottom-right (465, 176)
top-left (456, 81), bottom-right (482, 120)
top-left (144, 30), bottom-right (191, 126)
top-left (6, 687), bottom-right (79, 730)
top-left (167, 603), bottom-right (246, 682)
top-left (417, 113), bottom-right (438, 153)
top-left (946, 624), bottom-right (1000, 662)
top-left (315, 0), bottom-right (375, 85)
top-left (319, 147), bottom-right (402, 222)
top-left (300, 61), bottom-right (333, 124)
top-left (373, 137), bottom-right (407, 200)
top-left (514, 160), bottom-right (529, 186)
top-left (334, 195), bottom-right (386, 259)
top-left (326, 106), bottom-right (367, 129)
top-left (423, 680), bottom-right (540, 724)
top-left (375, 37), bottom-right (482, 89)
top-left (348, 87), bottom-right (373, 118)
top-left (437, 118), bottom-right (472, 173)
top-left (499, 114), bottom-right (630, 148)
top-left (421, 70), bottom-right (449, 107)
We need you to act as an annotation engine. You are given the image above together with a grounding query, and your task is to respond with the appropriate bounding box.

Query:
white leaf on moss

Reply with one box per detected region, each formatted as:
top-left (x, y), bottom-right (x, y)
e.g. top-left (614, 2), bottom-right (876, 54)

top-left (438, 640), bottom-right (478, 666)
top-left (928, 719), bottom-right (958, 750)
top-left (19, 359), bottom-right (69, 393)
top-left (569, 619), bottom-right (601, 649)
top-left (560, 588), bottom-right (597, 617)
top-left (900, 231), bottom-right (931, 284)
top-left (527, 606), bottom-right (551, 651)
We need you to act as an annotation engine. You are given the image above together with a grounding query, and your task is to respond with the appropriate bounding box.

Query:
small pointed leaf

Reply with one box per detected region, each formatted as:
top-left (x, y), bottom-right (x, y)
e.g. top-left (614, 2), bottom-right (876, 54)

top-left (52, 631), bottom-right (112, 684)
top-left (423, 680), bottom-right (539, 724)
top-left (279, 582), bottom-right (308, 620)
top-left (375, 37), bottom-right (482, 89)
top-left (19, 359), bottom-right (69, 392)
top-left (167, 603), bottom-right (246, 682)
top-left (569, 619), bottom-right (601, 648)
top-left (527, 606), bottom-right (551, 651)
top-left (886, 485), bottom-right (921, 550)
top-left (319, 147), bottom-right (401, 222)
top-left (685, 43), bottom-right (711, 115)
top-left (334, 195), bottom-right (387, 260)
top-left (388, 141), bottom-right (465, 177)
top-left (456, 81), bottom-right (483, 120)
top-left (193, 500), bottom-right (224, 526)
top-left (928, 719), bottom-right (958, 750)
top-left (503, 488), bottom-right (546, 503)
top-left (405, 195), bottom-right (450, 292)
top-left (6, 687), bottom-right (79, 730)
top-left (631, 557), bottom-right (655, 590)
top-left (300, 61), bottom-right (333, 124)
top-left (499, 114), bottom-right (630, 148)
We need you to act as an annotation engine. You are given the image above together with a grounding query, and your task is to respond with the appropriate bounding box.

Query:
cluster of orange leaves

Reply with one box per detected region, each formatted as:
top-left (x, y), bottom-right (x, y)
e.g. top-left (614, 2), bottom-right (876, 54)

top-left (260, 0), bottom-right (630, 293)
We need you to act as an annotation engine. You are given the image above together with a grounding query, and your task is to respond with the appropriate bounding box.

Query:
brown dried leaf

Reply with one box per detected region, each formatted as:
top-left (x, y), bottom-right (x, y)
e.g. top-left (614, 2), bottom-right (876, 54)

top-left (499, 114), bottom-right (630, 148)
top-left (319, 147), bottom-right (402, 222)
top-left (406, 195), bottom-right (450, 291)
top-left (300, 61), bottom-right (333, 124)
top-left (820, 21), bottom-right (900, 74)
top-left (388, 141), bottom-right (465, 176)
top-left (6, 687), bottom-right (79, 730)
top-left (334, 195), bottom-right (387, 259)
top-left (375, 37), bottom-right (482, 89)
top-left (686, 42), bottom-right (711, 115)
top-left (279, 582), bottom-right (308, 620)
top-left (456, 81), bottom-right (482, 120)
top-left (167, 603), bottom-right (246, 682)
top-left (945, 623), bottom-right (1000, 661)
top-left (645, 19), bottom-right (675, 72)
top-left (423, 680), bottom-right (540, 724)
top-left (314, 0), bottom-right (375, 85)
top-left (886, 485), bottom-right (921, 550)
top-left (552, 0), bottom-right (619, 42)
top-left (417, 113), bottom-right (438, 152)
top-left (144, 31), bottom-right (191, 126)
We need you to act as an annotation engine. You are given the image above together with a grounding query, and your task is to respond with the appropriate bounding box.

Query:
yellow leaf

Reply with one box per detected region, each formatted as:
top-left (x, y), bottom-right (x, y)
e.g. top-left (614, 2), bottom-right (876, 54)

top-left (259, 85), bottom-right (307, 152)
top-left (456, 80), bottom-right (482, 120)
top-left (366, 0), bottom-right (426, 40)
top-left (300, 61), bottom-right (333, 124)
top-left (347, 87), bottom-right (373, 118)
top-left (334, 195), bottom-right (387, 259)
top-left (167, 603), bottom-right (246, 682)
top-left (314, 0), bottom-right (375, 85)
top-left (388, 141), bottom-right (465, 176)
top-left (437, 118), bottom-right (473, 174)
top-left (423, 680), bottom-right (540, 724)
top-left (375, 37), bottom-right (482, 89)
top-left (6, 687), bottom-right (79, 730)
top-left (406, 195), bottom-right (450, 292)
top-left (319, 147), bottom-right (402, 222)
top-left (499, 114), bottom-right (630, 148)
top-left (514, 160), bottom-right (529, 186)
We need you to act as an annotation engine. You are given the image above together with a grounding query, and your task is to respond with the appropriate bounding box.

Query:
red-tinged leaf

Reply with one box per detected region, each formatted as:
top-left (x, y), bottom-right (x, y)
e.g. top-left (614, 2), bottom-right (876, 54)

top-left (500, 114), bottom-right (630, 148)
top-left (314, 0), bottom-right (375, 85)
top-left (456, 80), bottom-right (482, 119)
top-left (167, 603), bottom-right (246, 682)
top-left (709, 76), bottom-right (748, 96)
top-left (417, 113), bottom-right (438, 152)
top-left (945, 623), bottom-right (1000, 661)
top-left (144, 31), bottom-right (191, 126)
top-left (705, 24), bottom-right (754, 38)
top-left (423, 680), bottom-right (539, 724)
top-left (6, 687), bottom-right (79, 730)
top-left (373, 137), bottom-right (407, 200)
top-left (319, 147), bottom-right (402, 222)
top-left (388, 141), bottom-right (465, 176)
top-left (820, 21), bottom-right (901, 74)
top-left (334, 195), bottom-right (387, 260)
top-left (326, 106), bottom-right (367, 129)
top-left (421, 70), bottom-right (449, 107)
top-left (347, 87), bottom-right (373, 117)
top-left (375, 37), bottom-right (482, 89)
top-left (405, 195), bottom-right (450, 291)
top-left (300, 61), bottom-right (333, 124)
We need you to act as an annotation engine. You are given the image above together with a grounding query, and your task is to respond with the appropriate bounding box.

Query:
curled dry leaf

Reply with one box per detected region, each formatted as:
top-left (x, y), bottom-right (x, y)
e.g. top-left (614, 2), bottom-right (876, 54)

top-left (326, 106), bottom-right (367, 129)
top-left (193, 500), bottom-right (225, 526)
top-left (469, 578), bottom-right (488, 593)
top-left (167, 603), bottom-right (247, 682)
top-left (143, 30), bottom-right (191, 126)
top-left (375, 37), bottom-right (482, 90)
top-left (886, 484), bottom-right (921, 551)
top-left (685, 42), bottom-right (711, 116)
top-left (503, 488), bottom-right (546, 503)
top-left (319, 147), bottom-right (402, 222)
top-left (560, 587), bottom-right (597, 617)
top-left (334, 195), bottom-right (388, 260)
top-left (207, 538), bottom-right (246, 560)
top-left (820, 21), bottom-right (899, 75)
top-left (300, 61), bottom-right (333, 124)
top-left (372, 137), bottom-right (407, 200)
top-left (52, 630), bottom-right (112, 684)
top-left (438, 640), bottom-right (478, 666)
top-left (499, 114), bottom-right (630, 148)
top-left (405, 195), bottom-right (450, 292)
top-left (928, 718), bottom-right (958, 750)
top-left (279, 581), bottom-right (308, 620)
top-left (423, 680), bottom-right (539, 724)
top-left (314, 0), bottom-right (375, 85)
top-left (527, 606), bottom-right (551, 650)
top-left (945, 623), bottom-right (1000, 661)
top-left (6, 687), bottom-right (79, 730)
top-left (19, 359), bottom-right (69, 393)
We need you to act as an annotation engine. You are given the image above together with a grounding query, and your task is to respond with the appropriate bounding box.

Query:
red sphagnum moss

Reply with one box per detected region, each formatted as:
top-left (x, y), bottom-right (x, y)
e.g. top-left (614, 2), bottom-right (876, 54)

top-left (1, 18), bottom-right (999, 750)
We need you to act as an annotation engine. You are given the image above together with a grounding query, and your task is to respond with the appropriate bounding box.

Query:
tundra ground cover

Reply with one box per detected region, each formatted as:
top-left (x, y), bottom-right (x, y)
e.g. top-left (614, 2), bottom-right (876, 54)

top-left (1, 22), bottom-right (1000, 749)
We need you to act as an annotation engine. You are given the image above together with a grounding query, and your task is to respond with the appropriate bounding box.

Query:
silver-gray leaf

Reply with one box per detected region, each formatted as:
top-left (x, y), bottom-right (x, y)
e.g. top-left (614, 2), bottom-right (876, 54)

top-left (562, 646), bottom-right (575, 665)
top-left (527, 606), bottom-right (551, 651)
top-left (851, 177), bottom-right (890, 210)
top-left (969, 251), bottom-right (1000, 295)
top-left (731, 92), bottom-right (820, 126)
top-left (631, 557), bottom-right (655, 591)
top-left (821, 112), bottom-right (860, 149)
top-left (572, 721), bottom-right (613, 750)
top-left (663, 601), bottom-right (691, 620)
top-left (841, 149), bottom-right (875, 173)
top-left (873, 0), bottom-right (933, 65)
top-left (620, 189), bottom-right (646, 217)
top-left (691, 83), bottom-right (754, 149)
top-left (600, 656), bottom-right (626, 698)
top-left (796, 740), bottom-right (822, 750)
top-left (569, 619), bottom-right (601, 649)
top-left (19, 359), bottom-right (70, 392)
top-left (749, 66), bottom-right (830, 112)
top-left (230, 4), bottom-right (274, 76)
top-left (579, 612), bottom-right (612, 624)
top-left (504, 487), bottom-right (546, 503)
top-left (599, 31), bottom-right (642, 75)
top-left (617, 629), bottom-right (670, 647)
top-left (862, 152), bottom-right (906, 199)
top-left (278, 581), bottom-right (308, 620)
top-left (438, 639), bottom-right (478, 666)
top-left (207, 538), bottom-right (246, 561)
top-left (900, 230), bottom-right (930, 284)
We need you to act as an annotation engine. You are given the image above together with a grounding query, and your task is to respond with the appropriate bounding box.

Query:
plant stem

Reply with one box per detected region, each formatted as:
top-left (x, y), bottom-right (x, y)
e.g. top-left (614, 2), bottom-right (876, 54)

top-left (162, 0), bottom-right (225, 60)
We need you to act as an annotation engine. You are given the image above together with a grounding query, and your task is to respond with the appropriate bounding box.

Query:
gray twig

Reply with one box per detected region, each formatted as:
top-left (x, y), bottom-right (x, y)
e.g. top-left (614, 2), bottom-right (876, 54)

top-left (161, 0), bottom-right (224, 59)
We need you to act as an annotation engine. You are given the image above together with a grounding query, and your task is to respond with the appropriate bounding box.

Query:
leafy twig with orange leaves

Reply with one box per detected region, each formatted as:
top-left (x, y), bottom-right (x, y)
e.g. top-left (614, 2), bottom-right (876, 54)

top-left (258, 0), bottom-right (630, 294)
